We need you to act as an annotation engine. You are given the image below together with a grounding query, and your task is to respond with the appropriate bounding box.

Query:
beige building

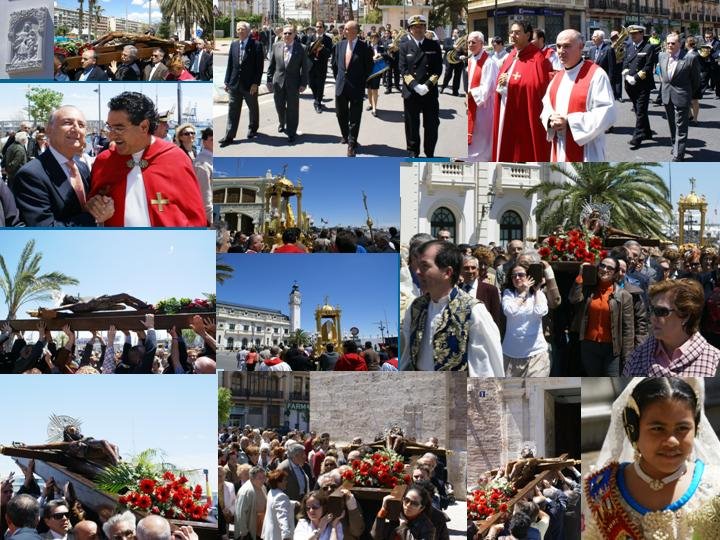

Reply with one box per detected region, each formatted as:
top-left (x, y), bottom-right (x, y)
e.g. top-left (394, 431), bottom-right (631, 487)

top-left (310, 372), bottom-right (467, 497)
top-left (220, 371), bottom-right (311, 432)
top-left (467, 378), bottom-right (581, 486)
top-left (53, 5), bottom-right (145, 37)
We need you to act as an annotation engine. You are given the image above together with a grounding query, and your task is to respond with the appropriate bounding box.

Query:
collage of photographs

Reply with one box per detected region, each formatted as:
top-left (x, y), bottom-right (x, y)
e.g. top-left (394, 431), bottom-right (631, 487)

top-left (2, 0), bottom-right (720, 539)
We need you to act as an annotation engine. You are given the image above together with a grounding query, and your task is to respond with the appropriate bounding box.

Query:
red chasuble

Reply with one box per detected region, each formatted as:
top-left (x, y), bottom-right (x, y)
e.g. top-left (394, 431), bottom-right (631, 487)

top-left (89, 138), bottom-right (207, 227)
top-left (468, 51), bottom-right (489, 145)
top-left (548, 60), bottom-right (598, 162)
top-left (492, 43), bottom-right (553, 161)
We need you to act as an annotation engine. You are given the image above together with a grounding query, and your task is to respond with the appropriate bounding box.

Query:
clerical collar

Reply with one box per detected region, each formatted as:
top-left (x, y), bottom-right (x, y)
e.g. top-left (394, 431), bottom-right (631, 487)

top-left (565, 59), bottom-right (585, 72)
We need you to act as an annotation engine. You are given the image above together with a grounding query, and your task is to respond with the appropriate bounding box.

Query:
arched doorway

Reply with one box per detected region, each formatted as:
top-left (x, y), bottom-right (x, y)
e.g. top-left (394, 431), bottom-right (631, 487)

top-left (430, 207), bottom-right (456, 242)
top-left (500, 211), bottom-right (523, 246)
top-left (226, 337), bottom-right (234, 350)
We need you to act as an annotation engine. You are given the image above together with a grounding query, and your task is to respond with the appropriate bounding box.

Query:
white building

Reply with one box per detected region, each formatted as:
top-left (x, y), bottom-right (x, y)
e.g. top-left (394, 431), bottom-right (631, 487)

top-left (217, 302), bottom-right (291, 350)
top-left (278, 0), bottom-right (312, 21)
top-left (400, 161), bottom-right (561, 248)
top-left (213, 169), bottom-right (273, 234)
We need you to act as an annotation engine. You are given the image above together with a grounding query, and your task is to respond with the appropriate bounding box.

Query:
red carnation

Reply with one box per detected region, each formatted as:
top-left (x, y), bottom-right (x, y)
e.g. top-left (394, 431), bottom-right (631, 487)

top-left (138, 495), bottom-right (152, 510)
top-left (178, 475), bottom-right (189, 484)
top-left (500, 503), bottom-right (508, 513)
top-left (403, 474), bottom-right (411, 484)
top-left (139, 479), bottom-right (156, 494)
top-left (151, 506), bottom-right (160, 515)
top-left (164, 509), bottom-right (175, 519)
top-left (351, 459), bottom-right (361, 469)
top-left (341, 469), bottom-right (354, 481)
top-left (163, 471), bottom-right (176, 481)
top-left (392, 461), bottom-right (404, 473)
top-left (590, 236), bottom-right (603, 249)
top-left (546, 236), bottom-right (557, 247)
top-left (538, 246), bottom-right (551, 258)
top-left (191, 507), bottom-right (205, 520)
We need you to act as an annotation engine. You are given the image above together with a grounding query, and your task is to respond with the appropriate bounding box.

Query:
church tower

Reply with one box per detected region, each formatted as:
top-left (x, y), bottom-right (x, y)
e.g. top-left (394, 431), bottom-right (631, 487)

top-left (289, 282), bottom-right (301, 332)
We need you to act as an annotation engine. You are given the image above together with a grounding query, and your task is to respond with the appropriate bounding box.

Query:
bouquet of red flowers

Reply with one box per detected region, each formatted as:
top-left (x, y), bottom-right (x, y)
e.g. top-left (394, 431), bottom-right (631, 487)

top-left (118, 471), bottom-right (211, 521)
top-left (340, 450), bottom-right (411, 489)
top-left (467, 480), bottom-right (516, 521)
top-left (538, 228), bottom-right (606, 264)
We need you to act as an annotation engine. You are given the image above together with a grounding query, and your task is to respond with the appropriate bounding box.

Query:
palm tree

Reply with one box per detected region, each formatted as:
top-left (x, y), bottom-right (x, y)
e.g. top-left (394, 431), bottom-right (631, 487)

top-left (77, 0), bottom-right (85, 39)
top-left (289, 329), bottom-right (311, 347)
top-left (525, 162), bottom-right (672, 239)
top-left (0, 240), bottom-right (79, 320)
top-left (87, 0), bottom-right (95, 39)
top-left (216, 262), bottom-right (234, 284)
top-left (94, 4), bottom-right (104, 36)
top-left (431, 0), bottom-right (466, 29)
top-left (160, 0), bottom-right (212, 40)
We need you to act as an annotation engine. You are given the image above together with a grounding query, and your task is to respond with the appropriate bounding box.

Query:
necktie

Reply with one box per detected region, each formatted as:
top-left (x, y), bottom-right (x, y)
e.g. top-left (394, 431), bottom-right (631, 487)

top-left (345, 40), bottom-right (353, 68)
top-left (239, 41), bottom-right (245, 64)
top-left (191, 51), bottom-right (201, 72)
top-left (668, 55), bottom-right (678, 79)
top-left (595, 47), bottom-right (600, 62)
top-left (284, 45), bottom-right (291, 66)
top-left (66, 159), bottom-right (86, 208)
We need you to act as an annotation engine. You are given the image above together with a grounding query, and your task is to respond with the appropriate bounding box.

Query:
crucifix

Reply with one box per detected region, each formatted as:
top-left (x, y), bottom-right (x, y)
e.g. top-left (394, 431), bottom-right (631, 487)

top-left (362, 190), bottom-right (375, 243)
top-left (689, 177), bottom-right (697, 193)
top-left (151, 192), bottom-right (169, 212)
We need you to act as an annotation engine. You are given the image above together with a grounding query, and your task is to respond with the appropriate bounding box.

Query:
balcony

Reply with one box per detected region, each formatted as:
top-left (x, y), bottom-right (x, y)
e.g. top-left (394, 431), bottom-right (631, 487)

top-left (289, 391), bottom-right (310, 401)
top-left (423, 162), bottom-right (475, 189)
top-left (233, 389), bottom-right (284, 399)
top-left (494, 163), bottom-right (541, 196)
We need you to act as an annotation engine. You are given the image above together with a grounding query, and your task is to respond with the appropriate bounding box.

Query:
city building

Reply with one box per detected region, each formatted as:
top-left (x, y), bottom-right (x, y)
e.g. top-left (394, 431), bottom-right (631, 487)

top-left (53, 4), bottom-right (145, 37)
top-left (213, 169), bottom-right (273, 234)
top-left (278, 0), bottom-right (313, 22)
top-left (221, 372), bottom-right (310, 433)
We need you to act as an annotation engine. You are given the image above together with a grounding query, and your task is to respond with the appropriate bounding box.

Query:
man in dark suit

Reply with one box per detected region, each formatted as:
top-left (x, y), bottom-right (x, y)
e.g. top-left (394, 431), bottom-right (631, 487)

top-left (108, 45), bottom-right (141, 80)
top-left (440, 28), bottom-right (463, 95)
top-left (277, 444), bottom-right (310, 502)
top-left (308, 21), bottom-right (333, 113)
top-left (659, 33), bottom-right (700, 161)
top-left (703, 30), bottom-right (720, 97)
top-left (266, 25), bottom-right (310, 143)
top-left (399, 15), bottom-right (443, 158)
top-left (143, 48), bottom-right (169, 80)
top-left (623, 25), bottom-right (656, 149)
top-left (331, 21), bottom-right (373, 157)
top-left (588, 30), bottom-right (615, 82)
top-left (187, 38), bottom-right (213, 81)
top-left (220, 22), bottom-right (265, 147)
top-left (12, 106), bottom-right (97, 227)
top-left (75, 49), bottom-right (109, 81)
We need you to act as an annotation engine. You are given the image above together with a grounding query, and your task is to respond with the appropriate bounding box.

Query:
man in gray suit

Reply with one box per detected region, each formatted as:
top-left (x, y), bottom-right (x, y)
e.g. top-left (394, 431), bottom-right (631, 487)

top-left (266, 25), bottom-right (311, 144)
top-left (659, 32), bottom-right (700, 161)
top-left (277, 443), bottom-right (309, 502)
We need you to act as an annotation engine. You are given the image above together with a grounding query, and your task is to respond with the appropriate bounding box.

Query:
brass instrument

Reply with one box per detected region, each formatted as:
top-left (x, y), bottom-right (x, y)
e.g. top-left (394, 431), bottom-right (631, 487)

top-left (446, 34), bottom-right (467, 64)
top-left (699, 46), bottom-right (712, 58)
top-left (387, 29), bottom-right (407, 55)
top-left (612, 26), bottom-right (629, 64)
top-left (332, 33), bottom-right (341, 46)
top-left (308, 37), bottom-right (324, 57)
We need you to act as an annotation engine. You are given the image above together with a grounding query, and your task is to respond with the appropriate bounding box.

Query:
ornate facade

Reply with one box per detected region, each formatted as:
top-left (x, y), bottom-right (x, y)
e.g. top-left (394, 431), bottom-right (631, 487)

top-left (217, 301), bottom-right (291, 350)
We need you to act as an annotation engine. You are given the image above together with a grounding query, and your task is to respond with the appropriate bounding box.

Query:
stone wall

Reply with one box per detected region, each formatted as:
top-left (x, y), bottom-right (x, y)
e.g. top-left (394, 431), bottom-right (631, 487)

top-left (310, 372), bottom-right (467, 497)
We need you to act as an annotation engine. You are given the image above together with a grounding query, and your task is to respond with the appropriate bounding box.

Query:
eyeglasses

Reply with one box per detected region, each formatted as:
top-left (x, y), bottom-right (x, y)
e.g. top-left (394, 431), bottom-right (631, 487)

top-left (402, 497), bottom-right (422, 508)
top-left (283, 32), bottom-right (293, 35)
top-left (104, 123), bottom-right (131, 134)
top-left (321, 484), bottom-right (339, 491)
top-left (511, 272), bottom-right (526, 279)
top-left (598, 263), bottom-right (616, 272)
top-left (306, 503), bottom-right (322, 510)
top-left (111, 530), bottom-right (135, 540)
top-left (181, 132), bottom-right (195, 136)
top-left (51, 512), bottom-right (69, 520)
top-left (661, 267), bottom-right (671, 272)
top-left (649, 305), bottom-right (675, 318)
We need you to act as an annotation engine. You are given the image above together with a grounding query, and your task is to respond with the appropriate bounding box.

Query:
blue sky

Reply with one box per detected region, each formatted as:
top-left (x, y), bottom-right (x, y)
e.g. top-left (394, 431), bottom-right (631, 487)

top-left (217, 253), bottom-right (399, 340)
top-left (0, 229), bottom-right (214, 320)
top-left (653, 163), bottom-right (720, 221)
top-left (214, 158), bottom-right (400, 229)
top-left (0, 375), bottom-right (218, 490)
top-left (58, 0), bottom-right (163, 25)
top-left (0, 83), bottom-right (212, 126)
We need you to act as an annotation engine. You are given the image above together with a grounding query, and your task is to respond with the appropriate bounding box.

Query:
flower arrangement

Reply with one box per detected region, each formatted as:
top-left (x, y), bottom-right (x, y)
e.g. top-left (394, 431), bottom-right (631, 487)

top-left (118, 471), bottom-right (212, 521)
top-left (340, 449), bottom-right (411, 489)
top-left (154, 297), bottom-right (214, 314)
top-left (467, 479), bottom-right (516, 521)
top-left (53, 41), bottom-right (93, 58)
top-left (537, 228), bottom-right (607, 264)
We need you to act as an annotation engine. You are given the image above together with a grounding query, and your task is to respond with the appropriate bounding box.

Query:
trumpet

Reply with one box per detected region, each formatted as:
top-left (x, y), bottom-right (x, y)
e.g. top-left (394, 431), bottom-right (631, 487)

top-left (446, 34), bottom-right (467, 64)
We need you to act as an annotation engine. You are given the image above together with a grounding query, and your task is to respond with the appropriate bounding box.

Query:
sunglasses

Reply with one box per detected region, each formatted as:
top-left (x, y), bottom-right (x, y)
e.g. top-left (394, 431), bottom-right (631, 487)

top-left (283, 32), bottom-right (293, 35)
top-left (321, 484), bottom-right (339, 491)
top-left (182, 132), bottom-right (195, 136)
top-left (511, 273), bottom-right (526, 279)
top-left (51, 512), bottom-right (69, 520)
top-left (402, 497), bottom-right (422, 508)
top-left (306, 503), bottom-right (322, 510)
top-left (598, 263), bottom-right (616, 271)
top-left (649, 305), bottom-right (675, 318)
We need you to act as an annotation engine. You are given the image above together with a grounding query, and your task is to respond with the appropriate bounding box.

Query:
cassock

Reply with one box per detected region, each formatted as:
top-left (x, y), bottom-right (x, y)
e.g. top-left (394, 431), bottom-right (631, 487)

top-left (468, 50), bottom-right (499, 161)
top-left (492, 43), bottom-right (553, 161)
top-left (540, 60), bottom-right (617, 162)
top-left (89, 138), bottom-right (206, 227)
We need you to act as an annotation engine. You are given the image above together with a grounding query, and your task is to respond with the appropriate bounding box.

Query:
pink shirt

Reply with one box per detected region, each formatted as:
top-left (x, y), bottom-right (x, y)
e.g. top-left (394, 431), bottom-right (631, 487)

top-left (653, 337), bottom-right (693, 368)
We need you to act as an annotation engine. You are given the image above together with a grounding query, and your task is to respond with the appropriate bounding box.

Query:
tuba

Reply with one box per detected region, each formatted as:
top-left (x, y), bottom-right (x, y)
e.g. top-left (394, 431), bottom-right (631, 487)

top-left (446, 34), bottom-right (467, 64)
top-left (612, 26), bottom-right (629, 64)
top-left (308, 36), bottom-right (324, 57)
top-left (388, 29), bottom-right (407, 55)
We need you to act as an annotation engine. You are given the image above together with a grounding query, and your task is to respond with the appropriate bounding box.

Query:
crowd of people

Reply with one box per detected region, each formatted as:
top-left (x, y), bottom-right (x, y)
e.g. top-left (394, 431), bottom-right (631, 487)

top-left (400, 230), bottom-right (720, 377)
top-left (218, 426), bottom-right (452, 540)
top-left (54, 37), bottom-right (213, 82)
top-left (219, 16), bottom-right (465, 157)
top-left (0, 93), bottom-right (212, 227)
top-left (0, 314), bottom-right (217, 374)
top-left (216, 226), bottom-right (401, 254)
top-left (469, 21), bottom-right (720, 162)
top-left (232, 340), bottom-right (398, 372)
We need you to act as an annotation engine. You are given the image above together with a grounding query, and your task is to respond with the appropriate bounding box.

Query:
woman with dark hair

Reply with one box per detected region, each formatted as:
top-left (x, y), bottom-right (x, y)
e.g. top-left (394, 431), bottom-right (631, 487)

top-left (569, 257), bottom-right (634, 376)
top-left (293, 490), bottom-right (344, 540)
top-left (583, 377), bottom-right (720, 538)
top-left (262, 469), bottom-right (295, 540)
top-left (501, 261), bottom-right (549, 377)
top-left (371, 483), bottom-right (435, 540)
top-left (624, 278), bottom-right (720, 376)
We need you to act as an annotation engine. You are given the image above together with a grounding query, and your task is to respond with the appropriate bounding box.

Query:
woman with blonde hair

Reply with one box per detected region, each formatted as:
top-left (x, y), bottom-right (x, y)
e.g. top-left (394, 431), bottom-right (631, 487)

top-left (174, 123), bottom-right (197, 161)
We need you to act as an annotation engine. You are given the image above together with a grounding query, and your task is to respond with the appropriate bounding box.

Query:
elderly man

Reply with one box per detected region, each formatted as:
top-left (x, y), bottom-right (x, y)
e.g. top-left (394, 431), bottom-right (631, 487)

top-left (235, 467), bottom-right (266, 540)
top-left (109, 46), bottom-right (141, 80)
top-left (40, 499), bottom-right (73, 540)
top-left (75, 50), bottom-right (108, 81)
top-left (4, 494), bottom-right (41, 540)
top-left (220, 22), bottom-right (265, 147)
top-left (658, 32), bottom-right (700, 161)
top-left (540, 29), bottom-right (616, 161)
top-left (12, 106), bottom-right (98, 226)
top-left (266, 25), bottom-right (310, 144)
top-left (71, 521), bottom-right (98, 540)
top-left (277, 444), bottom-right (310, 502)
top-left (587, 30), bottom-right (615, 81)
top-left (187, 38), bottom-right (212, 81)
top-left (102, 511), bottom-right (136, 540)
top-left (461, 255), bottom-right (501, 323)
top-left (399, 240), bottom-right (504, 375)
top-left (623, 25), bottom-right (656, 149)
top-left (143, 49), bottom-right (169, 81)
top-left (468, 31), bottom-right (498, 161)
top-left (87, 92), bottom-right (207, 227)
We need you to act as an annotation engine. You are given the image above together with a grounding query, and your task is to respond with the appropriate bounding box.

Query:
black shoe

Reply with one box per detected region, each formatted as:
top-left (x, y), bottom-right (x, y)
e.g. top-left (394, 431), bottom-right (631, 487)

top-left (440, 87), bottom-right (446, 94)
top-left (371, 110), bottom-right (377, 117)
top-left (347, 144), bottom-right (356, 157)
top-left (629, 139), bottom-right (642, 150)
top-left (366, 105), bottom-right (372, 111)
top-left (340, 137), bottom-right (347, 144)
top-left (314, 103), bottom-right (321, 113)
top-left (278, 125), bottom-right (285, 133)
top-left (287, 135), bottom-right (296, 144)
top-left (384, 89), bottom-right (392, 94)
top-left (452, 91), bottom-right (459, 96)
top-left (219, 138), bottom-right (233, 148)
top-left (605, 126), bottom-right (614, 134)
top-left (247, 130), bottom-right (258, 139)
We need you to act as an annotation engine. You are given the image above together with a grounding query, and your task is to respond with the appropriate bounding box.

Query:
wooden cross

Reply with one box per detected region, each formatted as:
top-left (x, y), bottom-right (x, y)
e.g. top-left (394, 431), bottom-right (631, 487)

top-left (512, 71), bottom-right (522, 81)
top-left (151, 192), bottom-right (169, 211)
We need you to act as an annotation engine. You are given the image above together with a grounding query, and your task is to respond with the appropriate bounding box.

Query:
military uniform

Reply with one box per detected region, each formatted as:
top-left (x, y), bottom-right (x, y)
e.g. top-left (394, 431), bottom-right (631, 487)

top-left (399, 34), bottom-right (443, 157)
top-left (308, 32), bottom-right (333, 111)
top-left (623, 29), bottom-right (656, 147)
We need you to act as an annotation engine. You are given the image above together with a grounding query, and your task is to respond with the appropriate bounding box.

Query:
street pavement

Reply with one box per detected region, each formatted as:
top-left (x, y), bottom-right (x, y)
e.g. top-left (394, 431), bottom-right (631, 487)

top-left (217, 349), bottom-right (241, 371)
top-left (212, 40), bottom-right (467, 158)
top-left (446, 500), bottom-right (468, 540)
top-left (605, 86), bottom-right (720, 161)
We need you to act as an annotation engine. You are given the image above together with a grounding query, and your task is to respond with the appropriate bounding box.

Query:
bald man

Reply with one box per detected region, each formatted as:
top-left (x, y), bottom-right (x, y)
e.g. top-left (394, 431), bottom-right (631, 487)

top-left (73, 521), bottom-right (99, 540)
top-left (467, 31), bottom-right (498, 161)
top-left (540, 29), bottom-right (616, 161)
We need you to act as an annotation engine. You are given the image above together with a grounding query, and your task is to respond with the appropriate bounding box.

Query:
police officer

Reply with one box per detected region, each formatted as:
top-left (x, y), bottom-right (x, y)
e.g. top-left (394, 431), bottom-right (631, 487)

top-left (399, 15), bottom-right (443, 158)
top-left (307, 21), bottom-right (333, 113)
top-left (623, 24), bottom-right (656, 149)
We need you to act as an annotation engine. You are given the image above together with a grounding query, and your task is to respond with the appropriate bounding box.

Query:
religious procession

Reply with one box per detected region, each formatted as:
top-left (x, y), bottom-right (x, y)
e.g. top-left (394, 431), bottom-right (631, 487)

top-left (468, 21), bottom-right (720, 162)
top-left (400, 161), bottom-right (720, 378)
top-left (213, 4), bottom-right (467, 158)
top-left (218, 371), bottom-right (466, 540)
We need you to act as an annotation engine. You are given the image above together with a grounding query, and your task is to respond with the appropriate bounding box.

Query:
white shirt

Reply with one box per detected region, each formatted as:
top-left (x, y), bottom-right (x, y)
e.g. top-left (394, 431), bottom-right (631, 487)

top-left (540, 61), bottom-right (617, 162)
top-left (399, 293), bottom-right (504, 377)
top-left (148, 62), bottom-right (161, 80)
top-left (47, 144), bottom-right (77, 184)
top-left (124, 145), bottom-right (151, 227)
top-left (492, 49), bottom-right (508, 69)
top-left (501, 289), bottom-right (549, 358)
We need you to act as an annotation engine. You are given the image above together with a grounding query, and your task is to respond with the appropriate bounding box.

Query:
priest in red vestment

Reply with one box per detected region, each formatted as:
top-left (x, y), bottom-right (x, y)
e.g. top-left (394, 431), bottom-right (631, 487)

top-left (492, 21), bottom-right (553, 162)
top-left (87, 92), bottom-right (207, 227)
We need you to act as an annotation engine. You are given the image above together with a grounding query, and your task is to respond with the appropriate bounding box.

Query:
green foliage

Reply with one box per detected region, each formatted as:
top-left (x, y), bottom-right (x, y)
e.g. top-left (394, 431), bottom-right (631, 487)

top-left (216, 263), bottom-right (234, 284)
top-left (218, 387), bottom-right (232, 425)
top-left (160, 0), bottom-right (213, 40)
top-left (57, 25), bottom-right (70, 36)
top-left (95, 449), bottom-right (168, 494)
top-left (181, 328), bottom-right (197, 344)
top-left (155, 297), bottom-right (182, 314)
top-left (26, 88), bottom-right (64, 126)
top-left (362, 9), bottom-right (383, 24)
top-left (158, 16), bottom-right (172, 39)
top-left (289, 329), bottom-right (312, 347)
top-left (430, 0), bottom-right (466, 28)
top-left (209, 14), bottom-right (264, 39)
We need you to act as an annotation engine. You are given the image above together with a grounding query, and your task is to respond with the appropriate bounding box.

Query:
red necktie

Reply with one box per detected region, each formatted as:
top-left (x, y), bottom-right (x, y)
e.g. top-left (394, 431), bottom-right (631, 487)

top-left (66, 159), bottom-right (86, 208)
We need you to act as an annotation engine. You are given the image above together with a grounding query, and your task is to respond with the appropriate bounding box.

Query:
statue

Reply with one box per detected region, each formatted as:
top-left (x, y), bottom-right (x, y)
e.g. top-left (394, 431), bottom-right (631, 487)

top-left (40, 293), bottom-right (151, 315)
top-left (580, 200), bottom-right (644, 240)
top-left (11, 21), bottom-right (39, 65)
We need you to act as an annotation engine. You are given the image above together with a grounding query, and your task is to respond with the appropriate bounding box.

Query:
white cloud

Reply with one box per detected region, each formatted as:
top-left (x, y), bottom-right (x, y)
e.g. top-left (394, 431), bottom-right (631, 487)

top-left (214, 170), bottom-right (229, 178)
top-left (126, 10), bottom-right (162, 22)
top-left (131, 0), bottom-right (144, 5)
top-left (300, 165), bottom-right (310, 172)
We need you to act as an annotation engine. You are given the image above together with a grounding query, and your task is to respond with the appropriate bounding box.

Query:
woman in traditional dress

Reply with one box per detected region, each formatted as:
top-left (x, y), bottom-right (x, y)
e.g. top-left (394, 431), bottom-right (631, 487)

top-left (583, 377), bottom-right (720, 539)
